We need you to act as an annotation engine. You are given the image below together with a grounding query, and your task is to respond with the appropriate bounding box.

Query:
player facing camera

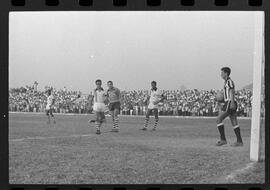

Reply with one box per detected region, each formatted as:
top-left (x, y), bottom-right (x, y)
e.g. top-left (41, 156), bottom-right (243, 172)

top-left (141, 81), bottom-right (165, 131)
top-left (107, 81), bottom-right (121, 132)
top-left (45, 89), bottom-right (56, 125)
top-left (92, 79), bottom-right (107, 134)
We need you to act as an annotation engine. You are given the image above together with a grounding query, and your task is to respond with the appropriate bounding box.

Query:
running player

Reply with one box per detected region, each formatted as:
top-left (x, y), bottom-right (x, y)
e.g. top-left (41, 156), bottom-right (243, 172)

top-left (107, 81), bottom-right (121, 132)
top-left (92, 79), bottom-right (107, 134)
top-left (141, 81), bottom-right (165, 131)
top-left (45, 89), bottom-right (56, 125)
top-left (216, 67), bottom-right (243, 147)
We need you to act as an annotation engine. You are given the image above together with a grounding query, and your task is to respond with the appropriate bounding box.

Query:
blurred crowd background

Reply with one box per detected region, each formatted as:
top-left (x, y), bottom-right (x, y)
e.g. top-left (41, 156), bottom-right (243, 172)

top-left (9, 82), bottom-right (264, 117)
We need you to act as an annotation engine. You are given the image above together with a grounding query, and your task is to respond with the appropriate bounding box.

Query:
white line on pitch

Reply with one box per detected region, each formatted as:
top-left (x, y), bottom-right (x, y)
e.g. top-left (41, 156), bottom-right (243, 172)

top-left (224, 162), bottom-right (256, 183)
top-left (9, 134), bottom-right (95, 142)
top-left (8, 112), bottom-right (252, 120)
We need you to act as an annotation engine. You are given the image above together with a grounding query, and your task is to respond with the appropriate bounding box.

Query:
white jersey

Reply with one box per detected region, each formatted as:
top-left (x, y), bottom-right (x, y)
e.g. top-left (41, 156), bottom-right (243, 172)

top-left (93, 88), bottom-right (107, 112)
top-left (47, 95), bottom-right (54, 106)
top-left (148, 89), bottom-right (163, 109)
top-left (46, 95), bottom-right (54, 110)
top-left (93, 89), bottom-right (106, 103)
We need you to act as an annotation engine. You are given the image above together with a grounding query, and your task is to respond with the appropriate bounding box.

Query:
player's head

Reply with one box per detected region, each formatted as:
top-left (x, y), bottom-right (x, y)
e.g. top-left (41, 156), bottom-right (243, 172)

top-left (107, 81), bottom-right (113, 89)
top-left (151, 81), bottom-right (157, 89)
top-left (95, 79), bottom-right (102, 88)
top-left (221, 67), bottom-right (231, 80)
top-left (47, 89), bottom-right (51, 95)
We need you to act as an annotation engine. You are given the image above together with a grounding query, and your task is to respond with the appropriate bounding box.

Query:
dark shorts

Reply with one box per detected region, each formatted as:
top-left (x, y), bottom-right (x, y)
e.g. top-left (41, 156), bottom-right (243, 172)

top-left (46, 109), bottom-right (54, 116)
top-left (222, 101), bottom-right (237, 115)
top-left (146, 108), bottom-right (159, 118)
top-left (95, 112), bottom-right (105, 122)
top-left (108, 101), bottom-right (121, 111)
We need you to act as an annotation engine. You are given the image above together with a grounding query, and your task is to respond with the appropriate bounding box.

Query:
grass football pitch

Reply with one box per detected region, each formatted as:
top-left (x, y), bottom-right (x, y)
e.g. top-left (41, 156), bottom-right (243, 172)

top-left (9, 113), bottom-right (265, 184)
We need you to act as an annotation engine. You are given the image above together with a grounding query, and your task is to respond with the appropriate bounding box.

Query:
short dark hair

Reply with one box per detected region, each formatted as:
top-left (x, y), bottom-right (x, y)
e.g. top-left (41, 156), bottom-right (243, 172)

top-left (95, 79), bottom-right (102, 84)
top-left (151, 81), bottom-right (157, 85)
top-left (107, 81), bottom-right (113, 84)
top-left (221, 67), bottom-right (231, 76)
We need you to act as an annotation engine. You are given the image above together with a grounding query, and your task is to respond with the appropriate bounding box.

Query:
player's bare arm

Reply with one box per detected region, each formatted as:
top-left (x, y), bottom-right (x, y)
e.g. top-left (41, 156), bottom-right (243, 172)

top-left (229, 89), bottom-right (236, 109)
top-left (116, 88), bottom-right (121, 100)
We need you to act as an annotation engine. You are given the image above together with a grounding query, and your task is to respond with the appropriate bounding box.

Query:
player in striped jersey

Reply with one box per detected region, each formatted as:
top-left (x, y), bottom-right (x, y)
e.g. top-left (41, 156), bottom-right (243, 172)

top-left (107, 81), bottom-right (121, 132)
top-left (92, 79), bottom-right (107, 135)
top-left (216, 67), bottom-right (243, 147)
top-left (141, 81), bottom-right (165, 131)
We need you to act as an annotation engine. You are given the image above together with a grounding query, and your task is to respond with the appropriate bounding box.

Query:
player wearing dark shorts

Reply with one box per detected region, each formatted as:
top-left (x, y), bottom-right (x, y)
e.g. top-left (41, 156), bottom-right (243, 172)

top-left (216, 67), bottom-right (243, 147)
top-left (108, 101), bottom-right (121, 112)
top-left (221, 100), bottom-right (238, 115)
top-left (107, 81), bottom-right (121, 132)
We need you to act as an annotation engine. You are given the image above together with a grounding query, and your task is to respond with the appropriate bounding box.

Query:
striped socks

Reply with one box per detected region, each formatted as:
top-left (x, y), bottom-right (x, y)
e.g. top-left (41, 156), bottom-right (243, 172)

top-left (95, 121), bottom-right (101, 130)
top-left (112, 117), bottom-right (115, 128)
top-left (154, 118), bottom-right (159, 128)
top-left (144, 117), bottom-right (149, 128)
top-left (114, 116), bottom-right (119, 129)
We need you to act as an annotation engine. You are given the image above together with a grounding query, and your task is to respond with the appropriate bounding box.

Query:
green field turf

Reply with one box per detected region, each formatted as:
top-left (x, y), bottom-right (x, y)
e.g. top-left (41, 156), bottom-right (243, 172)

top-left (9, 113), bottom-right (265, 184)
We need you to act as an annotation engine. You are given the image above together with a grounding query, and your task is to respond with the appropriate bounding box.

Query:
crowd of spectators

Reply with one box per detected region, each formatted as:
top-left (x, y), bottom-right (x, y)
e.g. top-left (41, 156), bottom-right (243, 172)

top-left (120, 89), bottom-right (254, 117)
top-left (9, 85), bottom-right (91, 114)
top-left (9, 84), bottom-right (260, 117)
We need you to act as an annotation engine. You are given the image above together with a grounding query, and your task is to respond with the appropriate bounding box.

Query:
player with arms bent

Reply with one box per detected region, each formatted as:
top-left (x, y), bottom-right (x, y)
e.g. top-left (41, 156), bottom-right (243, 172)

top-left (45, 89), bottom-right (56, 125)
top-left (141, 81), bottom-right (165, 131)
top-left (216, 67), bottom-right (243, 147)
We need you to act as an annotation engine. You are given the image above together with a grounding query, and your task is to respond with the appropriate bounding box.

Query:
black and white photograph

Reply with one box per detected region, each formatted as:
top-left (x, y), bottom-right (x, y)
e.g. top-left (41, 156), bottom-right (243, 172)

top-left (8, 11), bottom-right (265, 184)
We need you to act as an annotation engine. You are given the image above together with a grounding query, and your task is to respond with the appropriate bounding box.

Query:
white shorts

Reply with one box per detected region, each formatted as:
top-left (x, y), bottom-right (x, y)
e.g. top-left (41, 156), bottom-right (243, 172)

top-left (45, 104), bottom-right (51, 110)
top-left (93, 103), bottom-right (107, 112)
top-left (148, 102), bottom-right (158, 109)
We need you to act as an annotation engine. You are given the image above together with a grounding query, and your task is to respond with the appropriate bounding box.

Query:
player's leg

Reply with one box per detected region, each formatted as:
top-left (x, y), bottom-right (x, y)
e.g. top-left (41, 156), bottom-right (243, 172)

top-left (46, 109), bottom-right (50, 124)
top-left (230, 113), bottom-right (243, 146)
top-left (114, 102), bottom-right (120, 131)
top-left (108, 103), bottom-right (116, 130)
top-left (95, 111), bottom-right (101, 134)
top-left (151, 108), bottom-right (159, 130)
top-left (101, 103), bottom-right (108, 124)
top-left (50, 109), bottom-right (56, 124)
top-left (142, 109), bottom-right (151, 130)
top-left (113, 104), bottom-right (120, 132)
top-left (89, 118), bottom-right (96, 123)
top-left (100, 111), bottom-right (106, 123)
top-left (216, 110), bottom-right (229, 146)
top-left (110, 110), bottom-right (115, 128)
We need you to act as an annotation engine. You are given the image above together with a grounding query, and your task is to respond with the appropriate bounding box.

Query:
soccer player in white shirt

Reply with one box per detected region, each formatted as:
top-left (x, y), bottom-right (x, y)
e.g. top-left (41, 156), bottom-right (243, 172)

top-left (141, 81), bottom-right (165, 131)
top-left (45, 89), bottom-right (56, 124)
top-left (92, 79), bottom-right (107, 135)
